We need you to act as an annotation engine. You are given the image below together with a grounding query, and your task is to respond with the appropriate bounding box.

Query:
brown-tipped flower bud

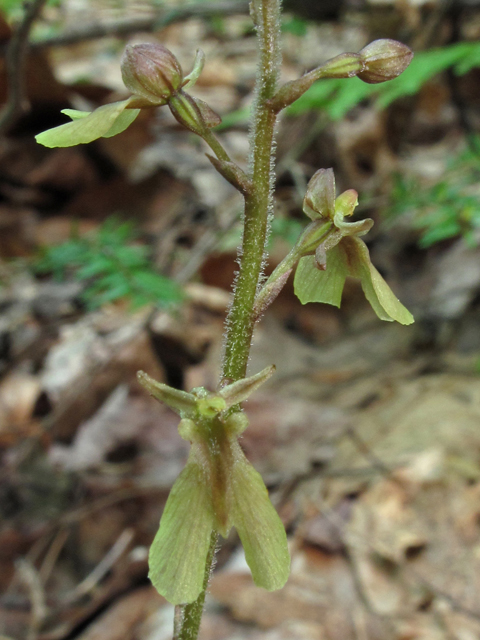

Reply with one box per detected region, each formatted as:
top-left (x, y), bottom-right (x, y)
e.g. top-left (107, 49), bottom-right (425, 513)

top-left (358, 39), bottom-right (413, 84)
top-left (121, 43), bottom-right (183, 105)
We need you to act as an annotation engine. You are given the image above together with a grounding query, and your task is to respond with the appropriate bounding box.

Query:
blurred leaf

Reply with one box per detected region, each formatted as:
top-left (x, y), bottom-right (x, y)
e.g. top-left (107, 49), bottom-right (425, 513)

top-left (33, 217), bottom-right (182, 309)
top-left (386, 143), bottom-right (480, 248)
top-left (282, 16), bottom-right (308, 36)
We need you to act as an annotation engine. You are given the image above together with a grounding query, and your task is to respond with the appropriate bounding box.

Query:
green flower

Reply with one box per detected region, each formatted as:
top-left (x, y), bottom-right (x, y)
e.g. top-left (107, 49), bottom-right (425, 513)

top-left (35, 46), bottom-right (219, 148)
top-left (294, 168), bottom-right (414, 325)
top-left (137, 366), bottom-right (290, 605)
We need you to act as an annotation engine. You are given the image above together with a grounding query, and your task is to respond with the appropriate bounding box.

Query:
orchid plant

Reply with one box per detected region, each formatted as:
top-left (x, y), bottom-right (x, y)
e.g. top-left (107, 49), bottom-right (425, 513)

top-left (36, 2), bottom-right (413, 638)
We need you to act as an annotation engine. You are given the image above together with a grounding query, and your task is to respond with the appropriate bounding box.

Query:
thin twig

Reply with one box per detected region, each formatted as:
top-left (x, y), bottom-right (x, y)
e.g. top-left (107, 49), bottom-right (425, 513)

top-left (0, 0), bottom-right (48, 135)
top-left (14, 559), bottom-right (48, 640)
top-left (29, 1), bottom-right (249, 50)
top-left (66, 528), bottom-right (135, 602)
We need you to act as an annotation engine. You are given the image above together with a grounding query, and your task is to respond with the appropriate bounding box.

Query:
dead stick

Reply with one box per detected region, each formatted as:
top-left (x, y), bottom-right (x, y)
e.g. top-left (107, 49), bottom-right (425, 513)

top-left (29, 1), bottom-right (249, 50)
top-left (0, 0), bottom-right (48, 135)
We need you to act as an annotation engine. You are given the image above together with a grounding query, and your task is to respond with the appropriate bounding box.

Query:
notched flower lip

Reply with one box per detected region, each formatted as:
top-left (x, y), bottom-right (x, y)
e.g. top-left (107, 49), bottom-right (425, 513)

top-left (140, 364), bottom-right (289, 606)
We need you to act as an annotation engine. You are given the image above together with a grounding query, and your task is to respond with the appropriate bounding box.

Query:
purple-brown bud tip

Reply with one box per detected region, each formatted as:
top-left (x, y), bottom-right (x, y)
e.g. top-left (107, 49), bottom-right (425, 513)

top-left (121, 43), bottom-right (183, 105)
top-left (358, 39), bottom-right (413, 85)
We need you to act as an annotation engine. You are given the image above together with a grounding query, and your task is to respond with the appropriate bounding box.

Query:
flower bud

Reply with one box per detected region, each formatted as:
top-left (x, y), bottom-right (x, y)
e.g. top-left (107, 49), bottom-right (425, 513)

top-left (358, 39), bottom-right (413, 84)
top-left (121, 43), bottom-right (183, 105)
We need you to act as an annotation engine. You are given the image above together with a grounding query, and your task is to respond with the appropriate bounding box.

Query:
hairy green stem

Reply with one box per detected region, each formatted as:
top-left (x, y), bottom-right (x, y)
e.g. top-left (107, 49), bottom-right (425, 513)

top-left (174, 2), bottom-right (282, 638)
top-left (223, 0), bottom-right (281, 381)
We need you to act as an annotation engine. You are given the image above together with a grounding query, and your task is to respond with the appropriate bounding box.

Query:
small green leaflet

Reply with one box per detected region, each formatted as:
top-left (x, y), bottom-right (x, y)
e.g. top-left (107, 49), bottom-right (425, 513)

top-left (35, 100), bottom-right (140, 148)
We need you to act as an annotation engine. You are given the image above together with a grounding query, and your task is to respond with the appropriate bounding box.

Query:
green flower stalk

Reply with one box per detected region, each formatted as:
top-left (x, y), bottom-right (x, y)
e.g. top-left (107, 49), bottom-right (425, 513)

top-left (138, 366), bottom-right (290, 605)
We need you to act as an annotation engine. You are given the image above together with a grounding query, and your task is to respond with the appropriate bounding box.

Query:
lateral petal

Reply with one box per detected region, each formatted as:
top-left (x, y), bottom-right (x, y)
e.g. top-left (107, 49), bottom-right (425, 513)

top-left (218, 365), bottom-right (276, 408)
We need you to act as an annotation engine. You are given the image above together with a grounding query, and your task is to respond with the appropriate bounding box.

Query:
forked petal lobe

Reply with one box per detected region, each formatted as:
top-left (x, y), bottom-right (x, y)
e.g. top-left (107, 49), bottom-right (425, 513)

top-left (294, 244), bottom-right (349, 307)
top-left (148, 458), bottom-right (214, 605)
top-left (229, 450), bottom-right (290, 591)
top-left (342, 237), bottom-right (414, 325)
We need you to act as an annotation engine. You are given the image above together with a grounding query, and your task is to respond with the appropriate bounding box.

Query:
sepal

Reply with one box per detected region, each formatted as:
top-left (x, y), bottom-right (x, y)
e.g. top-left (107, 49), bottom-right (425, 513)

top-left (218, 365), bottom-right (276, 408)
top-left (137, 371), bottom-right (197, 418)
top-left (303, 168), bottom-right (335, 221)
